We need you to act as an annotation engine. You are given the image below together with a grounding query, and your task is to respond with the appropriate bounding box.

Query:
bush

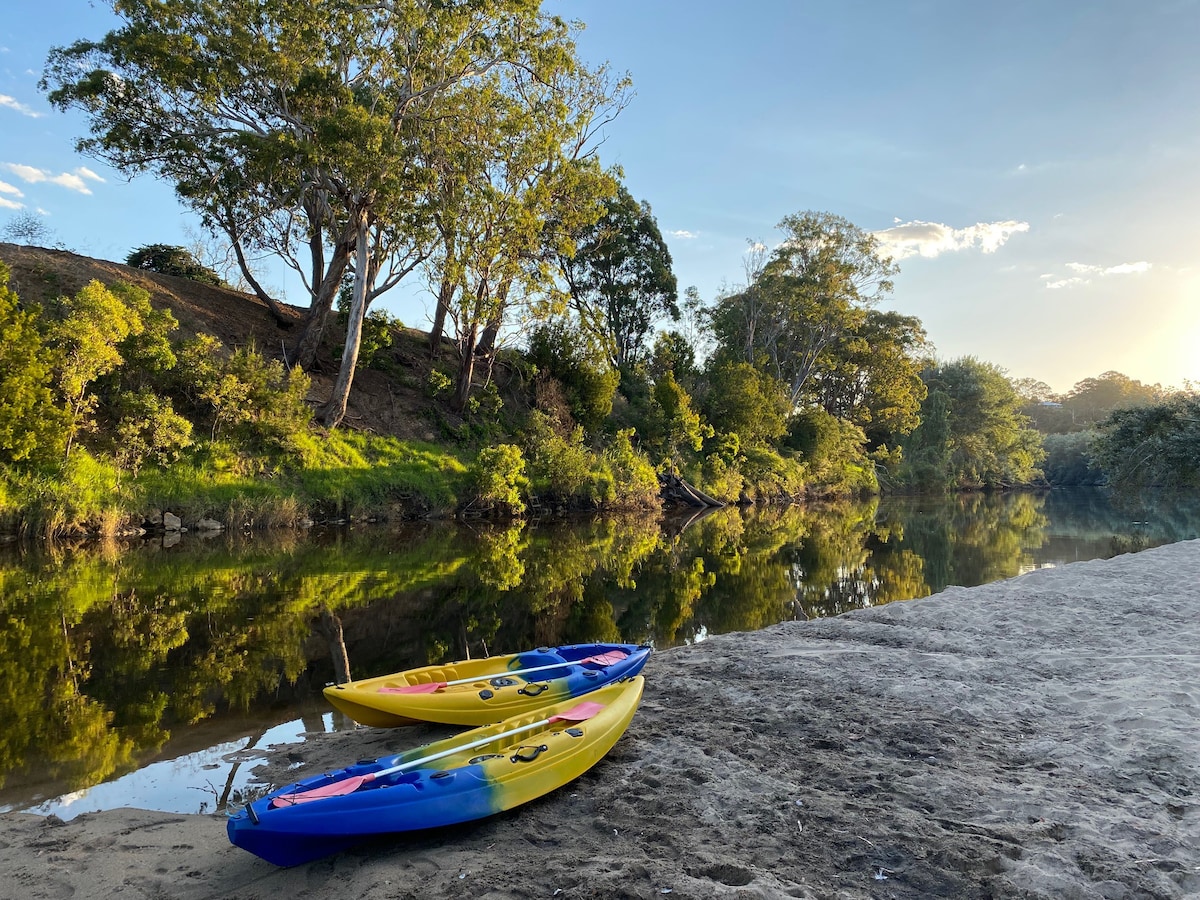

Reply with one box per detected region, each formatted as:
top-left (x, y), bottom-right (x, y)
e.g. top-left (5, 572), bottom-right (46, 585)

top-left (522, 411), bottom-right (592, 500)
top-left (468, 444), bottom-right (528, 515)
top-left (175, 336), bottom-right (311, 450)
top-left (126, 245), bottom-right (223, 286)
top-left (526, 320), bottom-right (620, 432)
top-left (1042, 431), bottom-right (1104, 486)
top-left (0, 264), bottom-right (69, 467)
top-left (786, 407), bottom-right (870, 490)
top-left (739, 446), bottom-right (808, 499)
top-left (602, 429), bottom-right (660, 509)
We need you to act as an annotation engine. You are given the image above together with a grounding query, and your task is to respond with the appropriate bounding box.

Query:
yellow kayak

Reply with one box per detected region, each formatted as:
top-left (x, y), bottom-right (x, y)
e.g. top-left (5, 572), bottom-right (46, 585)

top-left (324, 642), bottom-right (652, 727)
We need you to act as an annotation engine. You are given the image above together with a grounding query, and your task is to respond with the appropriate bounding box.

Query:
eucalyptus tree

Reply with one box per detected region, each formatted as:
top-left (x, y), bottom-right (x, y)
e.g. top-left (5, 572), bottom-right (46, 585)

top-left (558, 183), bottom-right (678, 370)
top-left (710, 211), bottom-right (898, 410)
top-left (44, 0), bottom-right (604, 426)
top-left (899, 357), bottom-right (1045, 490)
top-left (420, 67), bottom-right (628, 411)
top-left (811, 309), bottom-right (929, 451)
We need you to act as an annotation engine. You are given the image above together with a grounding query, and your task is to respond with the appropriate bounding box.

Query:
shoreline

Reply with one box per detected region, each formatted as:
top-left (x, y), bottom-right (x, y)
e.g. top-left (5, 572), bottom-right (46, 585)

top-left (1, 541), bottom-right (1198, 898)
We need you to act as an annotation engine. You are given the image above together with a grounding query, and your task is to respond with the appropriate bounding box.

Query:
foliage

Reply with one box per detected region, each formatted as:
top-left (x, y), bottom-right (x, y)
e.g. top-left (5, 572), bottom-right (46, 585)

top-left (1041, 431), bottom-right (1105, 486)
top-left (125, 244), bottom-right (222, 286)
top-left (1064, 371), bottom-right (1163, 428)
top-left (1089, 394), bottom-right (1200, 494)
top-left (641, 372), bottom-right (707, 465)
top-left (109, 392), bottom-right (194, 477)
top-left (709, 211), bottom-right (898, 409)
top-left (521, 411), bottom-right (594, 501)
top-left (650, 330), bottom-right (699, 391)
top-left (601, 429), bottom-right (660, 509)
top-left (336, 297), bottom-right (399, 373)
top-left (738, 446), bottom-right (808, 500)
top-left (468, 444), bottom-right (528, 516)
top-left (786, 406), bottom-right (871, 490)
top-left (895, 357), bottom-right (1045, 490)
top-left (700, 362), bottom-right (790, 448)
top-left (813, 309), bottom-right (928, 449)
top-left (559, 182), bottom-right (679, 369)
top-left (526, 319), bottom-right (620, 432)
top-left (43, 278), bottom-right (152, 453)
top-left (0, 264), bottom-right (69, 467)
top-left (174, 336), bottom-right (311, 450)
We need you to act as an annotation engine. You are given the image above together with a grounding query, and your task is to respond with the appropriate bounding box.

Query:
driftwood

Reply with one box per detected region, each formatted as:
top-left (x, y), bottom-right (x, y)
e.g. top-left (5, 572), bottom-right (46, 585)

top-left (658, 472), bottom-right (726, 508)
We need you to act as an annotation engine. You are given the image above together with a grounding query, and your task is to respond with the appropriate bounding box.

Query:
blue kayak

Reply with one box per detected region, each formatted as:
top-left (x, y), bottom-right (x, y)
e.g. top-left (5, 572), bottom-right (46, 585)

top-left (228, 676), bottom-right (645, 866)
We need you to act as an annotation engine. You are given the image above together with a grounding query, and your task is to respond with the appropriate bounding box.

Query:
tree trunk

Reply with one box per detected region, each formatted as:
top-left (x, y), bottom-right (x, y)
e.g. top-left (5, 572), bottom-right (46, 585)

top-left (429, 273), bottom-right (452, 357)
top-left (453, 323), bottom-right (478, 412)
top-left (476, 277), bottom-right (511, 357)
top-left (319, 212), bottom-right (369, 428)
top-left (230, 237), bottom-right (293, 327)
top-left (428, 228), bottom-right (456, 357)
top-left (293, 233), bottom-right (354, 371)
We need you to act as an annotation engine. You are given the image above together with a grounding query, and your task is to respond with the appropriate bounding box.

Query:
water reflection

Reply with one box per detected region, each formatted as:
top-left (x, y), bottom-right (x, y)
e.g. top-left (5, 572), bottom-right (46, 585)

top-left (1, 488), bottom-right (1197, 816)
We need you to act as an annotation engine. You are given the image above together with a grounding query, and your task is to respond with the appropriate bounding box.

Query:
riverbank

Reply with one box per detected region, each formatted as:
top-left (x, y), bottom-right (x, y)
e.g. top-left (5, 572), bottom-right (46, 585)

top-left (1, 540), bottom-right (1198, 898)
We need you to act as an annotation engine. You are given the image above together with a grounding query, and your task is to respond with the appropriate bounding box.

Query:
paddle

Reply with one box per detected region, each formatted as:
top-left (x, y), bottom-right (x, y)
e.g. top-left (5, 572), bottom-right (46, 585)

top-left (377, 649), bottom-right (630, 694)
top-left (269, 700), bottom-right (606, 807)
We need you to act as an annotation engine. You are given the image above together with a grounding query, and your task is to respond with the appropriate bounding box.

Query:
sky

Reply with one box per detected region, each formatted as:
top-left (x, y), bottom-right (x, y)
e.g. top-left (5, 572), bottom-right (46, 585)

top-left (2, 0), bottom-right (1199, 395)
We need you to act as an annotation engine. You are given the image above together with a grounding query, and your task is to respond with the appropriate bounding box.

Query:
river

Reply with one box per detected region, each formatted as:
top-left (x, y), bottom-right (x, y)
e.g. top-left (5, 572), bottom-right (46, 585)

top-left (1, 487), bottom-right (1196, 819)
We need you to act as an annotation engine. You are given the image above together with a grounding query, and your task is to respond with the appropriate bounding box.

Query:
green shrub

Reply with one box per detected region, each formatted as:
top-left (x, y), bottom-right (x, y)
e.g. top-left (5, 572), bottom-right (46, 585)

top-left (526, 320), bottom-right (620, 432)
top-left (0, 263), bottom-right (69, 467)
top-left (739, 446), bottom-right (807, 499)
top-left (175, 335), bottom-right (311, 450)
top-left (126, 244), bottom-right (222, 286)
top-left (602, 429), bottom-right (660, 509)
top-left (522, 411), bottom-right (592, 499)
top-left (110, 392), bottom-right (194, 477)
top-left (468, 444), bottom-right (528, 515)
top-left (1042, 431), bottom-right (1104, 486)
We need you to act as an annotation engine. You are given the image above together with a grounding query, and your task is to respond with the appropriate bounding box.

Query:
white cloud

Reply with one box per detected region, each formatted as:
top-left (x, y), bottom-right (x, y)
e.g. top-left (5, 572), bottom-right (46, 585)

top-left (871, 219), bottom-right (1030, 259)
top-left (0, 180), bottom-right (23, 198)
top-left (75, 166), bottom-right (105, 183)
top-left (1045, 260), bottom-right (1152, 289)
top-left (1044, 276), bottom-right (1086, 290)
top-left (3, 162), bottom-right (98, 195)
top-left (0, 94), bottom-right (43, 118)
top-left (669, 229), bottom-right (697, 239)
top-left (0, 196), bottom-right (23, 210)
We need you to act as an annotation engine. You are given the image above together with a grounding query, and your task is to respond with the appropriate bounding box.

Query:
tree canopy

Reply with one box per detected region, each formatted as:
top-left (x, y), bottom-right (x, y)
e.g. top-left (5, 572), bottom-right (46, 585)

top-left (44, 0), bottom-right (625, 425)
top-left (559, 183), bottom-right (678, 370)
top-left (710, 211), bottom-right (899, 410)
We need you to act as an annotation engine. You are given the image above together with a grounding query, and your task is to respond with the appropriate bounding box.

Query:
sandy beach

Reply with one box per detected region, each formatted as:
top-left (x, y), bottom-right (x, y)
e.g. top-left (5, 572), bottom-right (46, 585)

top-left (1, 540), bottom-right (1197, 899)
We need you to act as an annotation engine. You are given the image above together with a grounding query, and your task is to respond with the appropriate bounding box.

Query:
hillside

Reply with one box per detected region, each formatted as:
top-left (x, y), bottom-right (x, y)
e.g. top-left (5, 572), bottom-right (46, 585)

top-left (0, 242), bottom-right (481, 443)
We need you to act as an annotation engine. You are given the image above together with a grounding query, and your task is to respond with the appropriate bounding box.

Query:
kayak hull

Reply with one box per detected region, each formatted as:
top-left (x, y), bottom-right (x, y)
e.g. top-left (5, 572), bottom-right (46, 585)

top-left (228, 676), bottom-right (645, 866)
top-left (323, 642), bottom-right (651, 726)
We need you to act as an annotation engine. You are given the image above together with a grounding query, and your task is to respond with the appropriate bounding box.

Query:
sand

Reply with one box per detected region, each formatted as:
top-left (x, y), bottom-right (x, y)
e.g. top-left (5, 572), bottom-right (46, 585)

top-left (1, 540), bottom-right (1198, 899)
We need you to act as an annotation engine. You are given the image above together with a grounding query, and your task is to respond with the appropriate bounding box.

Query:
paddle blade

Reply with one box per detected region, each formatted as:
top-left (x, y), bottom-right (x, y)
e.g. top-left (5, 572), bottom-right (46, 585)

top-left (549, 700), bottom-right (604, 723)
top-left (582, 650), bottom-right (628, 666)
top-left (378, 682), bottom-right (445, 694)
top-left (269, 774), bottom-right (371, 807)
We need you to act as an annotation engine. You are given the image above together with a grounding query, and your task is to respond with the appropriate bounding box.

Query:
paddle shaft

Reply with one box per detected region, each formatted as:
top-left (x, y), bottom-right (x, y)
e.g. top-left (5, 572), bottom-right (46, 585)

top-left (269, 698), bottom-right (607, 806)
top-left (366, 705), bottom-right (598, 782)
top-left (431, 652), bottom-right (627, 689)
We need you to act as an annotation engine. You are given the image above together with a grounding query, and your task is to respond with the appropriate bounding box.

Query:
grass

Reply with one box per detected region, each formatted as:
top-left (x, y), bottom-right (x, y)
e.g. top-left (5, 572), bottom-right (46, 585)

top-left (0, 431), bottom-right (477, 538)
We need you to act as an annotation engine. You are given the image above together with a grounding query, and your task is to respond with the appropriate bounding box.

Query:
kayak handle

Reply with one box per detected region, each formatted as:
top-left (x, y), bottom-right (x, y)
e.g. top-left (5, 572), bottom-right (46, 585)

top-left (510, 744), bottom-right (549, 763)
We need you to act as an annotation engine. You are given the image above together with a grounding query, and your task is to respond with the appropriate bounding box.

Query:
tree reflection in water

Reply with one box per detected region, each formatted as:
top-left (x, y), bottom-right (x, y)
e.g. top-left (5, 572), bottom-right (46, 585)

top-left (1, 488), bottom-right (1198, 807)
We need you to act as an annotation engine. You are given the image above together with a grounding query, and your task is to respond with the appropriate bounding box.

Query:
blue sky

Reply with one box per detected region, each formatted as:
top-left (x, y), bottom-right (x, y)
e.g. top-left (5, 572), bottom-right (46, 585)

top-left (3, 1), bottom-right (1198, 394)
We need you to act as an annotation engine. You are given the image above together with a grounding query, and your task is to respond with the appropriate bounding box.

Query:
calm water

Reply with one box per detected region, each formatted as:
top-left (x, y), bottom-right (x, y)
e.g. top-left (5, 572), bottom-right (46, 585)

top-left (1, 488), bottom-right (1196, 819)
